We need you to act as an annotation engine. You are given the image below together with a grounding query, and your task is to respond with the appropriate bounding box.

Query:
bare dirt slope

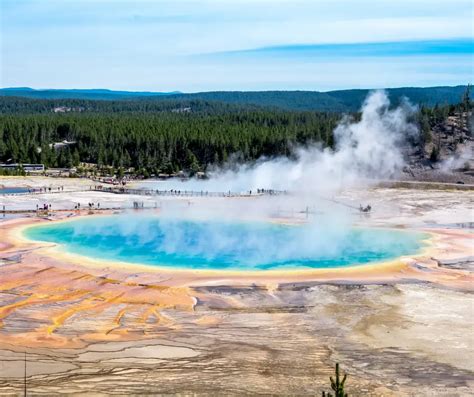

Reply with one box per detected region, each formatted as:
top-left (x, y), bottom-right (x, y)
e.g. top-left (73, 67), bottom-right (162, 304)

top-left (402, 111), bottom-right (474, 184)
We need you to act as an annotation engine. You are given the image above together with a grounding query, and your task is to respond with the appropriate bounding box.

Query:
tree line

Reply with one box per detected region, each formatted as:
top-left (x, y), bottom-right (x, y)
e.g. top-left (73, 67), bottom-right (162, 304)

top-left (0, 108), bottom-right (339, 175)
top-left (0, 86), bottom-right (470, 176)
top-left (0, 96), bottom-right (262, 115)
top-left (1, 84), bottom-right (471, 112)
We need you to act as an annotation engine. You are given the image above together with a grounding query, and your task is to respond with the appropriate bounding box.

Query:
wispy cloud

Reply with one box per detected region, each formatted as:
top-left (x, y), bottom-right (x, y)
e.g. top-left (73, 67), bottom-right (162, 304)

top-left (206, 38), bottom-right (474, 58)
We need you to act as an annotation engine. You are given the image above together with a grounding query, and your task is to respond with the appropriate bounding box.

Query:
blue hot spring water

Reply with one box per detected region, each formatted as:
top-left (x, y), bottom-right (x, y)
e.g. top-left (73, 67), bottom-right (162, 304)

top-left (0, 187), bottom-right (29, 194)
top-left (24, 215), bottom-right (427, 271)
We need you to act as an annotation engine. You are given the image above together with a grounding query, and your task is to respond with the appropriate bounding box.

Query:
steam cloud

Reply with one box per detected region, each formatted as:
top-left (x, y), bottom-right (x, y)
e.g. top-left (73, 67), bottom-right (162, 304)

top-left (440, 146), bottom-right (472, 173)
top-left (148, 90), bottom-right (418, 194)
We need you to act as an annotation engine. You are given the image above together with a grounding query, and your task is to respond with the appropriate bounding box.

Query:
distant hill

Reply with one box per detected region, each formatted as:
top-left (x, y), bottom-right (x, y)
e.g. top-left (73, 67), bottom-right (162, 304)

top-left (0, 87), bottom-right (180, 101)
top-left (172, 86), bottom-right (472, 112)
top-left (0, 85), bottom-right (471, 112)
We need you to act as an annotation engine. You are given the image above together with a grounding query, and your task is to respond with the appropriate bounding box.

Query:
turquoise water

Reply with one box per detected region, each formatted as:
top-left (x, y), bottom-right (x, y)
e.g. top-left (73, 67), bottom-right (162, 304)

top-left (0, 187), bottom-right (29, 194)
top-left (24, 215), bottom-right (426, 271)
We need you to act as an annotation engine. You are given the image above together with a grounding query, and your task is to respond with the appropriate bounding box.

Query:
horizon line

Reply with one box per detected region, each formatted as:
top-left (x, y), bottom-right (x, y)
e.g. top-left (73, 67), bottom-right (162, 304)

top-left (1, 83), bottom-right (473, 96)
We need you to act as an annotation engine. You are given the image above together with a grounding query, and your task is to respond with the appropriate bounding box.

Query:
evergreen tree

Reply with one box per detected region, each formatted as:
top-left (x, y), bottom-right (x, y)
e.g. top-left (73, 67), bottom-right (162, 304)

top-left (322, 363), bottom-right (348, 397)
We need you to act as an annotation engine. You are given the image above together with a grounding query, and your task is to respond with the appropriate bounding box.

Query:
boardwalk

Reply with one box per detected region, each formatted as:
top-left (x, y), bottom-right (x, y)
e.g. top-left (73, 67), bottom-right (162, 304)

top-left (1, 186), bottom-right (287, 198)
top-left (91, 186), bottom-right (287, 197)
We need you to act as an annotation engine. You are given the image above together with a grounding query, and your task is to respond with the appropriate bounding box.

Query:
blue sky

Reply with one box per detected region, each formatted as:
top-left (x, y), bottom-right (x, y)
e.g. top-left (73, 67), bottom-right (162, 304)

top-left (1, 0), bottom-right (473, 91)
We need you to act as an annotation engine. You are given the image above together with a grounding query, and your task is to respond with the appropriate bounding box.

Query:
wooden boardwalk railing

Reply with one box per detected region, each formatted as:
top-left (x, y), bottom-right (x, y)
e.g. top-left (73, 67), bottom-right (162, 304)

top-left (91, 186), bottom-right (287, 197)
top-left (1, 186), bottom-right (287, 198)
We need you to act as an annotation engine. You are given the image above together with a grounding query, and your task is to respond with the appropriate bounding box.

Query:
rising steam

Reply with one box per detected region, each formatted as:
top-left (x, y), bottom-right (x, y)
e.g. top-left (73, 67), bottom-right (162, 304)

top-left (148, 90), bottom-right (418, 194)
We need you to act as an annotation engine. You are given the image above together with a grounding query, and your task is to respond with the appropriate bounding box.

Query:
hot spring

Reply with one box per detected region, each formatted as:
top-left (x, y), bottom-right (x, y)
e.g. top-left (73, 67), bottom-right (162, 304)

top-left (23, 214), bottom-right (427, 271)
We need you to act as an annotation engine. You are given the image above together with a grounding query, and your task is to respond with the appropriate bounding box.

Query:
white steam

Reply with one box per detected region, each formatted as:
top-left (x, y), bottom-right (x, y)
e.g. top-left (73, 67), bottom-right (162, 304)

top-left (145, 90), bottom-right (417, 194)
top-left (440, 145), bottom-right (472, 173)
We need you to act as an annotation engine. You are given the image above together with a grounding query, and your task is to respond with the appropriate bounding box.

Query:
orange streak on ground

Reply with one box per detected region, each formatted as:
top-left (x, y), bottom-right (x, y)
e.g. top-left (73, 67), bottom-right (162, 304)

top-left (0, 291), bottom-right (89, 326)
top-left (0, 246), bottom-right (196, 347)
top-left (45, 297), bottom-right (101, 335)
top-left (114, 306), bottom-right (128, 326)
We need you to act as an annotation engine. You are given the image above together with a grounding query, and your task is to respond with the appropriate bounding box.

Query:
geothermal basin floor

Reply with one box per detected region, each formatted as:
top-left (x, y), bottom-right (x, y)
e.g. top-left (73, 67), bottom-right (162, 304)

top-left (0, 177), bottom-right (473, 396)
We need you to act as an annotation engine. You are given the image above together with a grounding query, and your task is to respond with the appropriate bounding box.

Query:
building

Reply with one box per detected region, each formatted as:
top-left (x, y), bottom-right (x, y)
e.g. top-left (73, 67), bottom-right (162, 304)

top-left (50, 140), bottom-right (76, 150)
top-left (0, 163), bottom-right (45, 172)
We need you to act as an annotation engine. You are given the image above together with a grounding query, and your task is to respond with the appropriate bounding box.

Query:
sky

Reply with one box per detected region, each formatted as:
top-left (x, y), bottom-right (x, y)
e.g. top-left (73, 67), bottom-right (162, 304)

top-left (1, 0), bottom-right (473, 92)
